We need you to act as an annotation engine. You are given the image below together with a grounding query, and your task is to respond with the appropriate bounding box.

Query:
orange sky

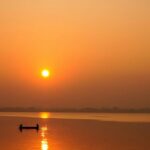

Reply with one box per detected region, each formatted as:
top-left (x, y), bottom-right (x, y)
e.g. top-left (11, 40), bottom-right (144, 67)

top-left (0, 0), bottom-right (150, 108)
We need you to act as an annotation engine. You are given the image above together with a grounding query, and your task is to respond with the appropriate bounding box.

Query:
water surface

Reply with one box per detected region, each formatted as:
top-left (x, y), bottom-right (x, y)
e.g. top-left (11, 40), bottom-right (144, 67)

top-left (0, 112), bottom-right (150, 150)
top-left (1, 112), bottom-right (150, 122)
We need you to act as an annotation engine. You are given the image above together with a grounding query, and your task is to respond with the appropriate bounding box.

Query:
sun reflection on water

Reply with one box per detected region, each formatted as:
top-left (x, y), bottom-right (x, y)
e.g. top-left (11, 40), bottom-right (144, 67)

top-left (41, 126), bottom-right (49, 150)
top-left (40, 112), bottom-right (50, 119)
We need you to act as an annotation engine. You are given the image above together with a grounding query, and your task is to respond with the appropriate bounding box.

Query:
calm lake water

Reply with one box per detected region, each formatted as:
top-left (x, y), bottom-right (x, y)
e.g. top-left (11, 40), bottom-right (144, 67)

top-left (0, 112), bottom-right (150, 150)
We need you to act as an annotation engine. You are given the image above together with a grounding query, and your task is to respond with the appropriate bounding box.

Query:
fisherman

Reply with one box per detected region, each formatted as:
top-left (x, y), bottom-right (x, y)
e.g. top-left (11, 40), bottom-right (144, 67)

top-left (19, 124), bottom-right (23, 132)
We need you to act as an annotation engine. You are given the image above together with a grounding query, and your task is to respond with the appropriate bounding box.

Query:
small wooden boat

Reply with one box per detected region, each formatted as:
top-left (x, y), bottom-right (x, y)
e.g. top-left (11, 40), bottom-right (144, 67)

top-left (19, 124), bottom-right (39, 131)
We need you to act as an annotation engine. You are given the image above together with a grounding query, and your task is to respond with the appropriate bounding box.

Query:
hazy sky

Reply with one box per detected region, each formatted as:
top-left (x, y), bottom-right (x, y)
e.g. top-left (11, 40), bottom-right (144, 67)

top-left (0, 0), bottom-right (150, 108)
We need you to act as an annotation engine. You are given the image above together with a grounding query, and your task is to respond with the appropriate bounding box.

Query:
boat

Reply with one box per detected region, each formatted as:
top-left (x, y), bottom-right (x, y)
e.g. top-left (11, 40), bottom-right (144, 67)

top-left (19, 124), bottom-right (39, 131)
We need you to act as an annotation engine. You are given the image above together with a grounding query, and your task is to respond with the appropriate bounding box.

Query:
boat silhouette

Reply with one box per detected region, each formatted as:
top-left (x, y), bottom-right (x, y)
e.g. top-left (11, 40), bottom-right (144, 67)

top-left (19, 124), bottom-right (39, 132)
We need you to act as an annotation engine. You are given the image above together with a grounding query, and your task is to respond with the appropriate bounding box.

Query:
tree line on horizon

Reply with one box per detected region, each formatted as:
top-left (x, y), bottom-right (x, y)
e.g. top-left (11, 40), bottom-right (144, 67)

top-left (0, 107), bottom-right (150, 113)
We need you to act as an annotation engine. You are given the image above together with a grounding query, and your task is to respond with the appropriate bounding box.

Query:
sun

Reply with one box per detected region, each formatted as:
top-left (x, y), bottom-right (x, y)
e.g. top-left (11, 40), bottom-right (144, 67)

top-left (41, 69), bottom-right (50, 78)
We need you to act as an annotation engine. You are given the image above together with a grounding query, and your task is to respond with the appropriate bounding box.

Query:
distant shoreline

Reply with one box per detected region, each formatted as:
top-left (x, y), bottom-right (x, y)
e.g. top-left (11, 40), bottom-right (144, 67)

top-left (0, 107), bottom-right (150, 113)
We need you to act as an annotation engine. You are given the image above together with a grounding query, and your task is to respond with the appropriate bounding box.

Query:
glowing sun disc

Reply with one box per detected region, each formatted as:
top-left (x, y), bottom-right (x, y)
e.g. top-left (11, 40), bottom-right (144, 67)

top-left (41, 69), bottom-right (50, 78)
